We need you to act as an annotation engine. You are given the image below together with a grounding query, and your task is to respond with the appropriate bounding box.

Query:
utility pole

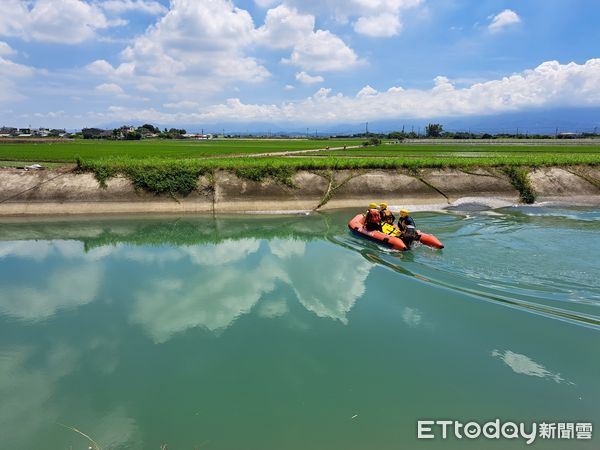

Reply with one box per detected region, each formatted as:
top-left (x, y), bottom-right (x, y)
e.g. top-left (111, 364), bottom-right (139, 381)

top-left (366, 122), bottom-right (369, 136)
top-left (306, 127), bottom-right (309, 139)
top-left (555, 127), bottom-right (558, 138)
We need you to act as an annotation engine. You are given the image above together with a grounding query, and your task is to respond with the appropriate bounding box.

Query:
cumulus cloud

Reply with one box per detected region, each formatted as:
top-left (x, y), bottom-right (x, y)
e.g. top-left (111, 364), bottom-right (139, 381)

top-left (100, 0), bottom-right (168, 15)
top-left (280, 0), bottom-right (423, 37)
top-left (295, 71), bottom-right (324, 84)
top-left (95, 82), bottom-right (125, 95)
top-left (123, 59), bottom-right (598, 124)
top-left (0, 50), bottom-right (35, 101)
top-left (0, 41), bottom-right (15, 56)
top-left (256, 4), bottom-right (315, 49)
top-left (257, 4), bottom-right (359, 72)
top-left (354, 13), bottom-right (401, 37)
top-left (288, 30), bottom-right (359, 72)
top-left (488, 9), bottom-right (521, 33)
top-left (100, 0), bottom-right (270, 96)
top-left (0, 0), bottom-right (116, 44)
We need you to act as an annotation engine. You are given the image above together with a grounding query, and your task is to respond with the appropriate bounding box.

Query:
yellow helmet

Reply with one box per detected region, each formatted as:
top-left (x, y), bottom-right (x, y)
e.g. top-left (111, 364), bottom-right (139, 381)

top-left (380, 202), bottom-right (388, 210)
top-left (369, 202), bottom-right (377, 209)
top-left (400, 208), bottom-right (409, 216)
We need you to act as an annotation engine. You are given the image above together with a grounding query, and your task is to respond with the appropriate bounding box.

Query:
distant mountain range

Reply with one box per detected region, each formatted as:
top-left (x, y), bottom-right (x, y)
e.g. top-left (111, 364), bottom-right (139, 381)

top-left (95, 107), bottom-right (600, 136)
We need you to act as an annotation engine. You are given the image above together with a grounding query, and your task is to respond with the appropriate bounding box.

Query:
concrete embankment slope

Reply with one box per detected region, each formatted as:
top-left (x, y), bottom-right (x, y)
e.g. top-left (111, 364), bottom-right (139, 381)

top-left (0, 166), bottom-right (599, 215)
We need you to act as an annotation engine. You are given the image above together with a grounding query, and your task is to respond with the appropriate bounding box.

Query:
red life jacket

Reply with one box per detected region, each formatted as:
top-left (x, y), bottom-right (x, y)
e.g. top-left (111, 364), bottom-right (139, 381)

top-left (365, 208), bottom-right (381, 225)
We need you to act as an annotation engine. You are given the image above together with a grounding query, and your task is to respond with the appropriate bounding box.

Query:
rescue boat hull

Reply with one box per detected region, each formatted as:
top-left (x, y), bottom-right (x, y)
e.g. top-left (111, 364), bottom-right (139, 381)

top-left (348, 214), bottom-right (408, 251)
top-left (347, 214), bottom-right (444, 250)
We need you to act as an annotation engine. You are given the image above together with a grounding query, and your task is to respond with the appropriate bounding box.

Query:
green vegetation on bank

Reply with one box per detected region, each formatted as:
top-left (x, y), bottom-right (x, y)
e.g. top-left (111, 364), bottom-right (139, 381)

top-left (503, 167), bottom-right (537, 203)
top-left (77, 153), bottom-right (600, 197)
top-left (318, 144), bottom-right (600, 157)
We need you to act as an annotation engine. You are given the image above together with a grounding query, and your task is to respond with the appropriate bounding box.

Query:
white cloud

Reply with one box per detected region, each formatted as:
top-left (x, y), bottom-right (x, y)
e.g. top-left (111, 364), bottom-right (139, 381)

top-left (488, 9), bottom-right (521, 33)
top-left (163, 100), bottom-right (200, 110)
top-left (0, 0), bottom-right (115, 44)
top-left (256, 4), bottom-right (315, 49)
top-left (281, 0), bottom-right (423, 37)
top-left (295, 71), bottom-right (324, 84)
top-left (86, 59), bottom-right (117, 75)
top-left (95, 82), bottom-right (125, 95)
top-left (174, 59), bottom-right (600, 123)
top-left (357, 85), bottom-right (378, 97)
top-left (354, 13), bottom-right (401, 37)
top-left (254, 0), bottom-right (279, 7)
top-left (0, 41), bottom-right (15, 56)
top-left (288, 29), bottom-right (359, 72)
top-left (0, 51), bottom-right (35, 102)
top-left (257, 4), bottom-right (359, 72)
top-left (100, 0), bottom-right (168, 15)
top-left (105, 0), bottom-right (270, 96)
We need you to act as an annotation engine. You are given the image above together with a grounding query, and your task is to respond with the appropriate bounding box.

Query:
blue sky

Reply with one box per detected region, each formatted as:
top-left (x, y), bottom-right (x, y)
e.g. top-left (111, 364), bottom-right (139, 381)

top-left (1, 0), bottom-right (599, 130)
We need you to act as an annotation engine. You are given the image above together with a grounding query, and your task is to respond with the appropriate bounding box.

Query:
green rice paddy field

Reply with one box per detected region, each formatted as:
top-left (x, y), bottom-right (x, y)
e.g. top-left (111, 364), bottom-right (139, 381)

top-left (0, 139), bottom-right (359, 162)
top-left (1, 139), bottom-right (599, 171)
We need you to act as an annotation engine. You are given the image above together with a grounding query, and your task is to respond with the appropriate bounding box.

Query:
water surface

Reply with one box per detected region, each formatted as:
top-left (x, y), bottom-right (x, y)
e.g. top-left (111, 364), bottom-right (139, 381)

top-left (0, 208), bottom-right (598, 449)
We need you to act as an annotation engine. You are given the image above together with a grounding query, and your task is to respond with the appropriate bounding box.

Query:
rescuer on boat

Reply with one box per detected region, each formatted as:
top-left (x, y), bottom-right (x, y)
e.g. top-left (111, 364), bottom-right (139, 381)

top-left (398, 209), bottom-right (418, 246)
top-left (379, 202), bottom-right (395, 225)
top-left (364, 202), bottom-right (382, 231)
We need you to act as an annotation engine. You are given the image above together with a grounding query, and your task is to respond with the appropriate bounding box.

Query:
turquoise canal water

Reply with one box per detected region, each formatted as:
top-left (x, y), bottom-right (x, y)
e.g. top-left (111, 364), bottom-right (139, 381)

top-left (0, 207), bottom-right (598, 449)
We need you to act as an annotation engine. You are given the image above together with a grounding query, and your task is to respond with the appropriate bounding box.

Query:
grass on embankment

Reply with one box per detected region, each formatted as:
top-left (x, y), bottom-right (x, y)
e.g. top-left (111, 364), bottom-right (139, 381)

top-left (77, 154), bottom-right (600, 203)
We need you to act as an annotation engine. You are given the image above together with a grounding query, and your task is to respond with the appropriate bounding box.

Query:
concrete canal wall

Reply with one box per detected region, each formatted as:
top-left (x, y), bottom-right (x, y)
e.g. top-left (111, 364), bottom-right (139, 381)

top-left (0, 166), bottom-right (599, 215)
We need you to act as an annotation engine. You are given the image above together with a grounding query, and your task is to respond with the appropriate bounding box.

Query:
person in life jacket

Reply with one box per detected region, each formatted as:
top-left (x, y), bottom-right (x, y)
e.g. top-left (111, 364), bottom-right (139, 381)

top-left (364, 202), bottom-right (382, 231)
top-left (398, 208), bottom-right (418, 246)
top-left (379, 202), bottom-right (395, 225)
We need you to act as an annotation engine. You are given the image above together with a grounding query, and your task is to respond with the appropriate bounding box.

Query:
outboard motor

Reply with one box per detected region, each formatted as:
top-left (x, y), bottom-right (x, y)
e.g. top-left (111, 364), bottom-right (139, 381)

top-left (402, 225), bottom-right (418, 247)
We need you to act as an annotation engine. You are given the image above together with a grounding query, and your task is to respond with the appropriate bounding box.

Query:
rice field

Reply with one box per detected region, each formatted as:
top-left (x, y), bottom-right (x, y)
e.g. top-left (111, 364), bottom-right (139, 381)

top-left (0, 138), bottom-right (361, 162)
top-left (1, 138), bottom-right (599, 163)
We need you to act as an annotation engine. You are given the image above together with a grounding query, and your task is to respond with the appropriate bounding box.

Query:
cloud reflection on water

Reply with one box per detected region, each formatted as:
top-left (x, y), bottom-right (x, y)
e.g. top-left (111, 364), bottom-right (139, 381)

top-left (129, 238), bottom-right (373, 341)
top-left (491, 349), bottom-right (571, 384)
top-left (0, 231), bottom-right (373, 339)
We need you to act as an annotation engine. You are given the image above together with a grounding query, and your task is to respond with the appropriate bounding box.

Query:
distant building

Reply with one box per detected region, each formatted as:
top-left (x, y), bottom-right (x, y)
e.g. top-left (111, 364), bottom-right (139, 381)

top-left (183, 133), bottom-right (212, 139)
top-left (557, 132), bottom-right (580, 139)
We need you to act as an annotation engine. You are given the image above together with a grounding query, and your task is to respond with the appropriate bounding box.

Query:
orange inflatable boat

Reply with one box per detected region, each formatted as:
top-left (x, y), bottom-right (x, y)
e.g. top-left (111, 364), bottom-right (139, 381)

top-left (348, 214), bottom-right (444, 251)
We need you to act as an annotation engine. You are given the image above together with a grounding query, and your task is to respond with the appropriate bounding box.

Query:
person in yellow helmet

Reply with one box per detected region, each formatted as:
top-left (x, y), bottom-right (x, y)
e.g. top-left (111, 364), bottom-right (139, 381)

top-left (379, 202), bottom-right (395, 225)
top-left (398, 208), bottom-right (418, 246)
top-left (364, 202), bottom-right (382, 231)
